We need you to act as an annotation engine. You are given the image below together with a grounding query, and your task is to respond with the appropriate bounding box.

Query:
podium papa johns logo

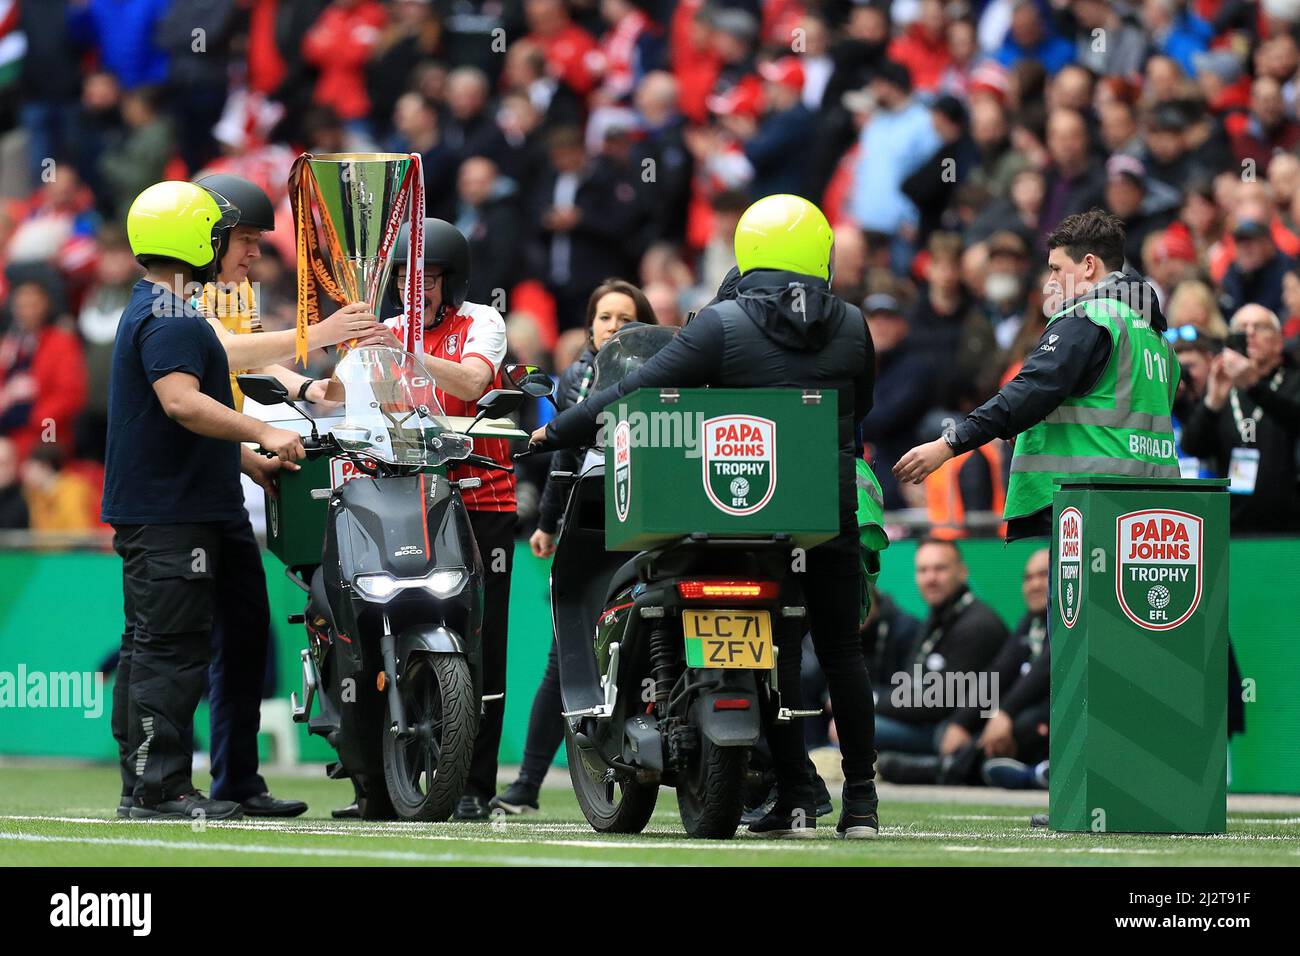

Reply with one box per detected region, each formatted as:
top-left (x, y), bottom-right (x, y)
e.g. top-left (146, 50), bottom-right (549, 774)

top-left (613, 421), bottom-right (631, 523)
top-left (702, 415), bottom-right (776, 515)
top-left (1115, 509), bottom-right (1202, 631)
top-left (1057, 507), bottom-right (1083, 628)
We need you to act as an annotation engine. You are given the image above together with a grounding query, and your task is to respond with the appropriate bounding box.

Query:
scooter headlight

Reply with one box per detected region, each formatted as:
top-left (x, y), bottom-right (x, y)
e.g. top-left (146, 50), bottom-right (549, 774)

top-left (354, 573), bottom-right (400, 602)
top-left (426, 568), bottom-right (467, 597)
top-left (352, 568), bottom-right (468, 603)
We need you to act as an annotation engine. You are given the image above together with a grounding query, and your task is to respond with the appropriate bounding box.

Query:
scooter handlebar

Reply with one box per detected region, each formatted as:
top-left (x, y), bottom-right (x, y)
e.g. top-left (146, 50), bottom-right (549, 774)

top-left (462, 453), bottom-right (514, 473)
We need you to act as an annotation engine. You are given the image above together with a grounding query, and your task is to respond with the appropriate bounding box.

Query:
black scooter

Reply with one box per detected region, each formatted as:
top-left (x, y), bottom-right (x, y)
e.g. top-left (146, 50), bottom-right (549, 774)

top-left (239, 346), bottom-right (526, 820)
top-left (528, 327), bottom-right (815, 839)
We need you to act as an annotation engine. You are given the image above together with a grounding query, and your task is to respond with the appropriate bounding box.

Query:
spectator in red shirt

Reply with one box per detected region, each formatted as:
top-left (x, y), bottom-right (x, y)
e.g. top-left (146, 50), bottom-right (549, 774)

top-left (301, 0), bottom-right (388, 127)
top-left (888, 0), bottom-right (953, 94)
top-left (524, 0), bottom-right (600, 100)
top-left (669, 0), bottom-right (721, 124)
top-left (0, 278), bottom-right (87, 461)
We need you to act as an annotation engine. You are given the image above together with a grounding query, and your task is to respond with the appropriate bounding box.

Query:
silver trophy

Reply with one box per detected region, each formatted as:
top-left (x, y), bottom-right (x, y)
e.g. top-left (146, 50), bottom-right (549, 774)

top-left (304, 152), bottom-right (417, 315)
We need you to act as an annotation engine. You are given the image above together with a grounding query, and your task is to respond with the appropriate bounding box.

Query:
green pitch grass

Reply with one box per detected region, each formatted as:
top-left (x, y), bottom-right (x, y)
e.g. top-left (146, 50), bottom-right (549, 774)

top-left (1, 764), bottom-right (1296, 866)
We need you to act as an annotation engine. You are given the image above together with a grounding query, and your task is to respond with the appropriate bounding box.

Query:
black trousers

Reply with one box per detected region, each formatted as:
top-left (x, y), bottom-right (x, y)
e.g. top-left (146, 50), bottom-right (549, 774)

top-left (112, 519), bottom-right (243, 805)
top-left (465, 510), bottom-right (516, 799)
top-left (518, 638), bottom-right (565, 787)
top-left (1011, 701), bottom-right (1050, 765)
top-left (206, 516), bottom-right (272, 802)
top-left (764, 532), bottom-right (877, 806)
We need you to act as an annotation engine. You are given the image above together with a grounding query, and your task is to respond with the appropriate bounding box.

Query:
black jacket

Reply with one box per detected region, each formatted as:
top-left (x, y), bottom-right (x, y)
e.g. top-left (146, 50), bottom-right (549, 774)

top-left (950, 610), bottom-right (1048, 732)
top-left (530, 157), bottom-right (644, 294)
top-left (863, 592), bottom-right (923, 696)
top-left (545, 268), bottom-right (875, 531)
top-left (462, 195), bottom-right (524, 306)
top-left (537, 348), bottom-right (597, 535)
top-left (950, 271), bottom-right (1165, 539)
top-left (872, 586), bottom-right (1009, 724)
top-left (1221, 252), bottom-right (1293, 318)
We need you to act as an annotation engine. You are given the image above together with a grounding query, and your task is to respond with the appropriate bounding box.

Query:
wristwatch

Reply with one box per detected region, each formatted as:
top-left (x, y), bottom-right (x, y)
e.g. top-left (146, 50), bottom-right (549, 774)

top-left (297, 379), bottom-right (316, 403)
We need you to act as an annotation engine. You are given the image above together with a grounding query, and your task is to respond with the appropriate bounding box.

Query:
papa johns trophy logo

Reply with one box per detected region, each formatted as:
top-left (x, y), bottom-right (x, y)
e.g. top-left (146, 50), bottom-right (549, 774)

top-left (1115, 509), bottom-right (1203, 631)
top-left (613, 420), bottom-right (632, 523)
top-left (1057, 507), bottom-right (1083, 629)
top-left (702, 415), bottom-right (776, 515)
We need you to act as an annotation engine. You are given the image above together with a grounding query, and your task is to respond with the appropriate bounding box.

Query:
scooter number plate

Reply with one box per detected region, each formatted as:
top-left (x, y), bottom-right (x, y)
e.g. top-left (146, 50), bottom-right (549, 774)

top-left (682, 610), bottom-right (773, 669)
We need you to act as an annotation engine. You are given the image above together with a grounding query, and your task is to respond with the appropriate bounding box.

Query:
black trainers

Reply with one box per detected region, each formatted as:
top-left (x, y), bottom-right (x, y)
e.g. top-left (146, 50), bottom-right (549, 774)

top-left (741, 785), bottom-right (833, 825)
top-left (332, 801), bottom-right (361, 819)
top-left (835, 782), bottom-right (879, 840)
top-left (129, 790), bottom-right (243, 821)
top-left (452, 795), bottom-right (491, 821)
top-left (981, 757), bottom-right (1036, 789)
top-left (877, 752), bottom-right (941, 784)
top-left (240, 792), bottom-right (309, 818)
top-left (489, 781), bottom-right (539, 815)
top-left (747, 804), bottom-right (817, 839)
top-left (116, 795), bottom-right (134, 818)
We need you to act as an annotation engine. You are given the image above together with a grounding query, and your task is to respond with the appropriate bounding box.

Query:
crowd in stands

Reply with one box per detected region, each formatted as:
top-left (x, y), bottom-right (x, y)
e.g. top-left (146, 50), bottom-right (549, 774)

top-left (1, 0), bottom-right (1299, 538)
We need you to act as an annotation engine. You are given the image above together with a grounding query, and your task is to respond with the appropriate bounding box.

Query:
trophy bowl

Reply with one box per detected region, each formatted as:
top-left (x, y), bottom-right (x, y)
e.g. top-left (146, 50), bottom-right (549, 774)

top-left (306, 152), bottom-right (416, 316)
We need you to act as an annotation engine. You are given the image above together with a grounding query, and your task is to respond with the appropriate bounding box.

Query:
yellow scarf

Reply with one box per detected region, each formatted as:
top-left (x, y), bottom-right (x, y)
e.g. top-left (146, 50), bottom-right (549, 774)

top-left (198, 279), bottom-right (262, 412)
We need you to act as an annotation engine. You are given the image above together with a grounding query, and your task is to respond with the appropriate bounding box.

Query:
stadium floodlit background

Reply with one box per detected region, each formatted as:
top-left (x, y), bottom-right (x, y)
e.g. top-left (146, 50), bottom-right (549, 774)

top-left (0, 0), bottom-right (1298, 865)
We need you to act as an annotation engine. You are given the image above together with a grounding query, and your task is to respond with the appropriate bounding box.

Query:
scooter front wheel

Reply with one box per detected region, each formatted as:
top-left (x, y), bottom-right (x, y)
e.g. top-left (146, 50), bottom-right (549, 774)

top-left (382, 654), bottom-right (478, 820)
top-left (565, 725), bottom-right (658, 834)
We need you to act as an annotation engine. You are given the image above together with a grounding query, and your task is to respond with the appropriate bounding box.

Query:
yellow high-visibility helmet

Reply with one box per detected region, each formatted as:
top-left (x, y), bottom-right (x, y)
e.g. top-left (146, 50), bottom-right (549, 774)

top-left (126, 181), bottom-right (238, 279)
top-left (733, 194), bottom-right (834, 280)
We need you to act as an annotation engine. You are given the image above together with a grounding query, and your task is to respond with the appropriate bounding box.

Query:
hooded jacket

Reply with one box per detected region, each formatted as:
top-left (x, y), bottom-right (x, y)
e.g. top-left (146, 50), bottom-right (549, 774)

top-left (545, 268), bottom-right (875, 533)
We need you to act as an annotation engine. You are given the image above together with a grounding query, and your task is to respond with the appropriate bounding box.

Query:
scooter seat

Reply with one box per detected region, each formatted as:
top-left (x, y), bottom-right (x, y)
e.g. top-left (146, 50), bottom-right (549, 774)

top-left (604, 556), bottom-right (641, 604)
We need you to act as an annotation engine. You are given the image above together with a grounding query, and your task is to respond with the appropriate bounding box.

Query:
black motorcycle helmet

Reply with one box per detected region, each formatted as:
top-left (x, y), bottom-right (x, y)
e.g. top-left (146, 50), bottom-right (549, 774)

top-left (390, 218), bottom-right (471, 324)
top-left (193, 173), bottom-right (276, 271)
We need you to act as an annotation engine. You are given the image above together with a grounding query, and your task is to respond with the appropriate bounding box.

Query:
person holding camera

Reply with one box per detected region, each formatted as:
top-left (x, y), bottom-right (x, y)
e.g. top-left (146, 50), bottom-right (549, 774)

top-left (1179, 304), bottom-right (1300, 534)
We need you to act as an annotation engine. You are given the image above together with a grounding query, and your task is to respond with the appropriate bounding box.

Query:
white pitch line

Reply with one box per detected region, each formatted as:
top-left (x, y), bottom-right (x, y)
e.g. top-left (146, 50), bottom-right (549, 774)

top-left (941, 845), bottom-right (1164, 855)
top-left (0, 831), bottom-right (635, 866)
top-left (0, 815), bottom-right (835, 852)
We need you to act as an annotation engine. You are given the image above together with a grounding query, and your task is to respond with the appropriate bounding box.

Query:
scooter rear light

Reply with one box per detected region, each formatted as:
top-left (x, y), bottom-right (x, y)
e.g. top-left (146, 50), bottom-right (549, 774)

top-left (713, 699), bottom-right (752, 711)
top-left (676, 580), bottom-right (778, 601)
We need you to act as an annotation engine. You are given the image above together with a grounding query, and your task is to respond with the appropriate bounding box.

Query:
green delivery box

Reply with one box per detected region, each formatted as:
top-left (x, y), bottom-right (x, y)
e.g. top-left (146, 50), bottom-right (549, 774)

top-left (604, 387), bottom-right (839, 551)
top-left (265, 453), bottom-right (357, 568)
top-left (262, 414), bottom-right (527, 568)
top-left (1050, 476), bottom-right (1229, 834)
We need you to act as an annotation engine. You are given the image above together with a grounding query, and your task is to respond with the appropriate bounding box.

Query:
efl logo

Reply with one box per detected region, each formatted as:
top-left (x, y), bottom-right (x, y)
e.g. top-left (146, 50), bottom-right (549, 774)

top-left (613, 420), bottom-right (632, 523)
top-left (1115, 509), bottom-right (1203, 631)
top-left (701, 415), bottom-right (776, 516)
top-left (1057, 507), bottom-right (1083, 629)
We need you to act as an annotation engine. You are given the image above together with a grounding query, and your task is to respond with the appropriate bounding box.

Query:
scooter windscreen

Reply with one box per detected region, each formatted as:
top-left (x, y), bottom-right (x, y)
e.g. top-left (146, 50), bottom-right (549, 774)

top-left (591, 322), bottom-right (677, 392)
top-left (328, 345), bottom-right (473, 466)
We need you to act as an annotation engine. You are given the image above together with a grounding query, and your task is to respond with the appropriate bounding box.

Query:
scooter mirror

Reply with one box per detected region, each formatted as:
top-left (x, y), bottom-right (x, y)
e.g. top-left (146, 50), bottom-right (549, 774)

top-left (237, 374), bottom-right (292, 406)
top-left (476, 388), bottom-right (525, 419)
top-left (505, 364), bottom-right (556, 399)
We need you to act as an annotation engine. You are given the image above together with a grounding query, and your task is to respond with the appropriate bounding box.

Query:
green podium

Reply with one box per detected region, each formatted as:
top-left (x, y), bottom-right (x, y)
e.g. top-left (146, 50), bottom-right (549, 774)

top-left (1049, 476), bottom-right (1229, 834)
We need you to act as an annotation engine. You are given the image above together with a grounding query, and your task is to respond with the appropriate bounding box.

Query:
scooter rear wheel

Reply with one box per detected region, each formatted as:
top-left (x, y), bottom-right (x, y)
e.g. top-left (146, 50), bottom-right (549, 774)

top-left (382, 654), bottom-right (478, 820)
top-left (676, 733), bottom-right (747, 839)
top-left (565, 725), bottom-right (658, 833)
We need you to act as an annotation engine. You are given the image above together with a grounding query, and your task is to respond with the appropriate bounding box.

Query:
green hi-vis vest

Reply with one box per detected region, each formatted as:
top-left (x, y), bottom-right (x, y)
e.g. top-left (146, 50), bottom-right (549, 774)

top-left (1004, 294), bottom-right (1181, 521)
top-left (856, 458), bottom-right (889, 626)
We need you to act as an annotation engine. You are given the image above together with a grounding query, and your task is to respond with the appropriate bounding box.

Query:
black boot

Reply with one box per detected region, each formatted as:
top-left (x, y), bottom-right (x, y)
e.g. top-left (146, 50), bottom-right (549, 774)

top-left (877, 751), bottom-right (941, 784)
top-left (835, 780), bottom-right (879, 840)
top-left (747, 803), bottom-right (817, 838)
